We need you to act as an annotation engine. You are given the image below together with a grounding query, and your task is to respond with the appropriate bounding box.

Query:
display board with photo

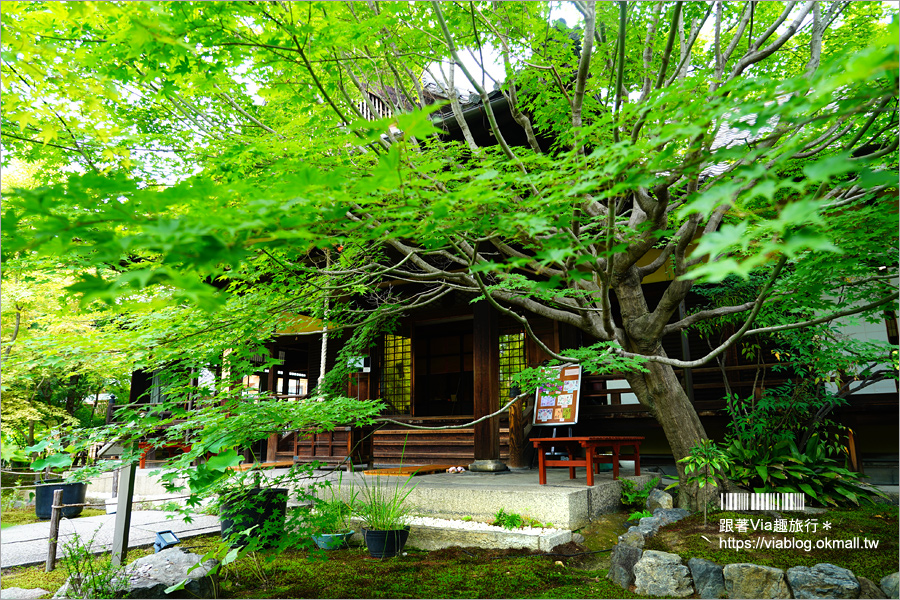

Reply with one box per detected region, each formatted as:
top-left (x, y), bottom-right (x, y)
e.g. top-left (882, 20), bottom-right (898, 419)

top-left (532, 365), bottom-right (582, 426)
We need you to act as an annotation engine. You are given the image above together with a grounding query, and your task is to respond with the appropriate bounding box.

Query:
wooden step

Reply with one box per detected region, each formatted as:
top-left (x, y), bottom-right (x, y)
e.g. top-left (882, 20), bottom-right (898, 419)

top-left (362, 464), bottom-right (467, 477)
top-left (371, 439), bottom-right (473, 446)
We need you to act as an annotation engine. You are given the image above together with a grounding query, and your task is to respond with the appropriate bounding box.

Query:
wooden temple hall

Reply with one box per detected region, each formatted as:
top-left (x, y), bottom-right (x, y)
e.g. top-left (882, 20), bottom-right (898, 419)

top-left (125, 268), bottom-right (899, 474)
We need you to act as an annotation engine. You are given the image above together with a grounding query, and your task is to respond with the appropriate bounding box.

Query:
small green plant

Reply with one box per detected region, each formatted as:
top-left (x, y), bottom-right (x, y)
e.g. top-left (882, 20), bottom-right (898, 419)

top-left (492, 508), bottom-right (523, 530)
top-left (627, 509), bottom-right (653, 522)
top-left (679, 439), bottom-right (731, 527)
top-left (59, 530), bottom-right (127, 599)
top-left (461, 515), bottom-right (473, 522)
top-left (619, 477), bottom-right (660, 509)
top-left (310, 481), bottom-right (357, 535)
top-left (1, 480), bottom-right (31, 512)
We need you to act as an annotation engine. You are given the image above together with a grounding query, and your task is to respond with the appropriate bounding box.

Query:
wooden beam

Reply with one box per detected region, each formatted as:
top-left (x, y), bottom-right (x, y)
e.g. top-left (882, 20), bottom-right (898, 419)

top-left (473, 301), bottom-right (500, 461)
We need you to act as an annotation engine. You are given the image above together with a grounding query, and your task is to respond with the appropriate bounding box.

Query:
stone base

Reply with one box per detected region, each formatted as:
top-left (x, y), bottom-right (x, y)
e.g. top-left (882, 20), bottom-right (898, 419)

top-left (468, 460), bottom-right (509, 473)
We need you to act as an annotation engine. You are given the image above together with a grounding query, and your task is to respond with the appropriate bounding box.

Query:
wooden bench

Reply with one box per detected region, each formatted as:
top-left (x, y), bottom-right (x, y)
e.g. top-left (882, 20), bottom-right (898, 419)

top-left (293, 426), bottom-right (374, 469)
top-left (531, 436), bottom-right (643, 485)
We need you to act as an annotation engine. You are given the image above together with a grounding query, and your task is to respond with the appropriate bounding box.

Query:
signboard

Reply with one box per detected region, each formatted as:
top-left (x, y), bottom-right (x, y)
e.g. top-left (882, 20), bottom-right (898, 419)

top-left (532, 365), bottom-right (582, 426)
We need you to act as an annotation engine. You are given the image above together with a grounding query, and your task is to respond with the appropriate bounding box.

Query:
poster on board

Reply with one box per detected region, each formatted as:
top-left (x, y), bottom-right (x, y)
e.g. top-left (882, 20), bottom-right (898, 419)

top-left (532, 365), bottom-right (582, 426)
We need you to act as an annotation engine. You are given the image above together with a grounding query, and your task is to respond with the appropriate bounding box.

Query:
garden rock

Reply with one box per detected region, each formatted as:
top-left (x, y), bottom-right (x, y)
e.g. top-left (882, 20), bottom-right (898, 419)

top-left (571, 533), bottom-right (585, 544)
top-left (123, 548), bottom-right (218, 599)
top-left (653, 507), bottom-right (690, 526)
top-left (787, 563), bottom-right (860, 599)
top-left (1, 588), bottom-right (50, 599)
top-left (858, 576), bottom-right (888, 599)
top-left (688, 557), bottom-right (726, 599)
top-left (607, 543), bottom-right (642, 589)
top-left (618, 528), bottom-right (644, 548)
top-left (633, 550), bottom-right (693, 598)
top-left (723, 563), bottom-right (791, 599)
top-left (636, 515), bottom-right (662, 536)
top-left (881, 573), bottom-right (899, 599)
top-left (646, 488), bottom-right (673, 511)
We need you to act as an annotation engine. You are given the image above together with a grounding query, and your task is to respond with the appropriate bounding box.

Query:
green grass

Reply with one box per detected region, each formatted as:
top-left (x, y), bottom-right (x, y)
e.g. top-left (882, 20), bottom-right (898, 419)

top-left (644, 504), bottom-right (899, 581)
top-left (1, 534), bottom-right (648, 599)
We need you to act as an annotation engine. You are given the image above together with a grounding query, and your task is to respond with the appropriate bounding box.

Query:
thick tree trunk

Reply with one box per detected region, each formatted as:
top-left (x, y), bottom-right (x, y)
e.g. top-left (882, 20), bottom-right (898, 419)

top-left (625, 361), bottom-right (712, 509)
top-left (615, 275), bottom-right (716, 510)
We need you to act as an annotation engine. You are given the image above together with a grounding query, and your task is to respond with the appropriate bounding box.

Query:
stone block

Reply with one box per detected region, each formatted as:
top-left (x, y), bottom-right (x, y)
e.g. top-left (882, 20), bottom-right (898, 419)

top-left (858, 576), bottom-right (888, 599)
top-left (646, 488), bottom-right (673, 511)
top-left (607, 543), bottom-right (642, 590)
top-left (786, 563), bottom-right (860, 599)
top-left (881, 573), bottom-right (899, 599)
top-left (633, 550), bottom-right (693, 598)
top-left (723, 563), bottom-right (791, 599)
top-left (689, 557), bottom-right (726, 599)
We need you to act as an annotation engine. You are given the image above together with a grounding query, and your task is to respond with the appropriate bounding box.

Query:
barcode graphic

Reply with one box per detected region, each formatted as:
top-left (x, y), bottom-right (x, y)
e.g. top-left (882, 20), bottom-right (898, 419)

top-left (720, 493), bottom-right (805, 511)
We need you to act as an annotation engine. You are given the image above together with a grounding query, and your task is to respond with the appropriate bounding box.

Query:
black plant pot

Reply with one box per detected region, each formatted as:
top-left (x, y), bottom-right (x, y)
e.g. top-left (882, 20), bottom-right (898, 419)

top-left (362, 526), bottom-right (410, 558)
top-left (220, 487), bottom-right (288, 549)
top-left (35, 481), bottom-right (89, 520)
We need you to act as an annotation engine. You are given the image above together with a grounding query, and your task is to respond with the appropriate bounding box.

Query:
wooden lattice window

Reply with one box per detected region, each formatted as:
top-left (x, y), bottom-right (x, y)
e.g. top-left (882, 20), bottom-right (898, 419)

top-left (381, 334), bottom-right (411, 414)
top-left (499, 330), bottom-right (527, 398)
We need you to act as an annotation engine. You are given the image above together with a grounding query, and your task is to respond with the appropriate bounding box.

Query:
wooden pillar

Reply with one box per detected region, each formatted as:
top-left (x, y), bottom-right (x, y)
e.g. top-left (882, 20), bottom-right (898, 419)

top-left (473, 301), bottom-right (500, 461)
top-left (266, 346), bottom-right (278, 462)
top-left (507, 396), bottom-right (527, 468)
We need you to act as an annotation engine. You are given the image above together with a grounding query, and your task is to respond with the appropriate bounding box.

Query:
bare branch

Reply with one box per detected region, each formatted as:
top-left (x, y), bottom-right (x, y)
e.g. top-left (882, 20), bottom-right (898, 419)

top-left (728, 1), bottom-right (816, 81)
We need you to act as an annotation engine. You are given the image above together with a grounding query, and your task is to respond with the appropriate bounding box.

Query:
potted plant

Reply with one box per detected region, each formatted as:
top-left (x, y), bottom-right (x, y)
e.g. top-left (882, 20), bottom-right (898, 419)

top-left (28, 446), bottom-right (89, 520)
top-left (35, 479), bottom-right (89, 520)
top-left (309, 474), bottom-right (357, 550)
top-left (356, 474), bottom-right (417, 558)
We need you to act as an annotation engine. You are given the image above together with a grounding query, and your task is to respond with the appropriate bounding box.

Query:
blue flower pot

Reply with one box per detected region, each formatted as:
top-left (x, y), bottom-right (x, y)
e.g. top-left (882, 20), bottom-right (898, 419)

top-left (311, 530), bottom-right (354, 550)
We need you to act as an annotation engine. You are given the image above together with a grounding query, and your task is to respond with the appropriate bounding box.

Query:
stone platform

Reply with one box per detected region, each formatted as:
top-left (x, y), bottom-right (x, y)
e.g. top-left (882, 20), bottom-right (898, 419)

top-left (83, 463), bottom-right (654, 531)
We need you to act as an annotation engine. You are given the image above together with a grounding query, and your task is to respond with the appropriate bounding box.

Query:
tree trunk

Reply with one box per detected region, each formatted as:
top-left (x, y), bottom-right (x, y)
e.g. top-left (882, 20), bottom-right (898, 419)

top-left (615, 276), bottom-right (716, 510)
top-left (64, 374), bottom-right (80, 416)
top-left (625, 361), bottom-right (712, 509)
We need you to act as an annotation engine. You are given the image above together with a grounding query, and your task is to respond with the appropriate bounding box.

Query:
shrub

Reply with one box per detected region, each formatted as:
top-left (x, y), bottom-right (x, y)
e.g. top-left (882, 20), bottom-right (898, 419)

top-left (619, 477), bottom-right (660, 509)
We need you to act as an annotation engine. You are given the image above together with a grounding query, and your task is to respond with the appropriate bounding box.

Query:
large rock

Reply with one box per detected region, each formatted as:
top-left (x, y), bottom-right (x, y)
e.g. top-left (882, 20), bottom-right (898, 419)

top-left (787, 563), bottom-right (860, 599)
top-left (653, 507), bottom-right (691, 526)
top-left (1, 588), bottom-right (50, 599)
top-left (646, 488), bottom-right (673, 511)
top-left (882, 573), bottom-right (899, 599)
top-left (723, 563), bottom-right (791, 599)
top-left (689, 557), bottom-right (726, 599)
top-left (633, 550), bottom-right (693, 598)
top-left (858, 576), bottom-right (888, 599)
top-left (607, 543), bottom-right (642, 589)
top-left (123, 548), bottom-right (218, 599)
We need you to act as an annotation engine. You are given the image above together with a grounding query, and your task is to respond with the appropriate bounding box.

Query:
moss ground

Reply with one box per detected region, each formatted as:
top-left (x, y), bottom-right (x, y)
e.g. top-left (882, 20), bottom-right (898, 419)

top-left (1, 534), bottom-right (648, 599)
top-left (1, 506), bottom-right (106, 528)
top-left (644, 504), bottom-right (899, 581)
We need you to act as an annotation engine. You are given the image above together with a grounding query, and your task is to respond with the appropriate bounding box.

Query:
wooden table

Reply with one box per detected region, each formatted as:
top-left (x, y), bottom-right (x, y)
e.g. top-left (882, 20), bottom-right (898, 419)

top-left (531, 436), bottom-right (644, 485)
